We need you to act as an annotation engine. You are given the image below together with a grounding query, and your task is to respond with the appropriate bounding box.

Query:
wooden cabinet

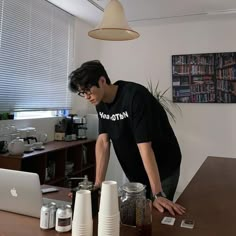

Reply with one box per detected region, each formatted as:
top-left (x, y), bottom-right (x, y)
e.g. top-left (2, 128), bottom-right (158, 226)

top-left (0, 139), bottom-right (96, 187)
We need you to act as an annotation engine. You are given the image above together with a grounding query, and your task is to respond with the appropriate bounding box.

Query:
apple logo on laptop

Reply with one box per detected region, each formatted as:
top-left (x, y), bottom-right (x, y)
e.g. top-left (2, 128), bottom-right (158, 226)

top-left (10, 187), bottom-right (18, 197)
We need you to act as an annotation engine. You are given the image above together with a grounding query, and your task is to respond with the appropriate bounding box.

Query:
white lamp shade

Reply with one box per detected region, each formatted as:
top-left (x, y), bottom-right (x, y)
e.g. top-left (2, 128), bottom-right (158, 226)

top-left (88, 0), bottom-right (140, 41)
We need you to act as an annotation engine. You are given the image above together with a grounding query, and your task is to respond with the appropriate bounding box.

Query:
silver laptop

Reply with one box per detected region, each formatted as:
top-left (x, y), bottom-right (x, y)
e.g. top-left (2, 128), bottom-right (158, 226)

top-left (0, 168), bottom-right (71, 218)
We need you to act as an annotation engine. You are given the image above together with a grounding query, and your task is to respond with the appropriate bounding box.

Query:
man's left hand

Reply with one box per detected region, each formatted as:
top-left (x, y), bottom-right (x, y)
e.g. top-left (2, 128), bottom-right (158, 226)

top-left (153, 197), bottom-right (186, 216)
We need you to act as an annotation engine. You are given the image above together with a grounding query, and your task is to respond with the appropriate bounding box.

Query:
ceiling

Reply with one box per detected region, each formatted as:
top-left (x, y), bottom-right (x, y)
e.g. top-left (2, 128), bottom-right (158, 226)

top-left (47, 0), bottom-right (236, 26)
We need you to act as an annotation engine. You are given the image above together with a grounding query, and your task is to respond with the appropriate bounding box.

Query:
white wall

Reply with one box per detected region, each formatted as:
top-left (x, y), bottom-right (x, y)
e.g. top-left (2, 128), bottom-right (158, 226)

top-left (89, 16), bottom-right (236, 193)
top-left (71, 19), bottom-right (99, 116)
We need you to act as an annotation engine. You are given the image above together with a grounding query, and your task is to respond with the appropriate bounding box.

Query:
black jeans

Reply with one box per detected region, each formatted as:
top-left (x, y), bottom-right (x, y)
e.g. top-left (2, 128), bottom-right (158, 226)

top-left (145, 168), bottom-right (180, 201)
top-left (161, 168), bottom-right (180, 201)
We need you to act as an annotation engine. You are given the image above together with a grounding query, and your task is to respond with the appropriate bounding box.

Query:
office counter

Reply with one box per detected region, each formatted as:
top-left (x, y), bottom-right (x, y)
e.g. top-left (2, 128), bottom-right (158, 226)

top-left (1, 156), bottom-right (236, 236)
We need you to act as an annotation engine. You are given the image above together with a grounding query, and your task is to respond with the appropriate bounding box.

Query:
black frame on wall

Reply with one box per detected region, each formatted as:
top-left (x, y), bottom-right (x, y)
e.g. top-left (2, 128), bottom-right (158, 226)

top-left (172, 52), bottom-right (236, 103)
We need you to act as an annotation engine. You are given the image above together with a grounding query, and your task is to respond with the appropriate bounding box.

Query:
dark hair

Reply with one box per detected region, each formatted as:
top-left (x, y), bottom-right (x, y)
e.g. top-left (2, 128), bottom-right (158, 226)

top-left (68, 60), bottom-right (111, 93)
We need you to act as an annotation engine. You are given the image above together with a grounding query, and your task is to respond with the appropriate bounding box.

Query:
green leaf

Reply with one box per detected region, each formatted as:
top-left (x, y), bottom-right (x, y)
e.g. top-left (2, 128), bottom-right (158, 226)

top-left (147, 80), bottom-right (181, 122)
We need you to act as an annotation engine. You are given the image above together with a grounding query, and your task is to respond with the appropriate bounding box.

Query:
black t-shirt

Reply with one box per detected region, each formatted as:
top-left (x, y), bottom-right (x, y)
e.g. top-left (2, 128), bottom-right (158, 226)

top-left (96, 81), bottom-right (181, 189)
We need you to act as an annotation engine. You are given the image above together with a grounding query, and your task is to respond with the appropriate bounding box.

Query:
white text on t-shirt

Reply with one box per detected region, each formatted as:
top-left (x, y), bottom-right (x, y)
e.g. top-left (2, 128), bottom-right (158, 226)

top-left (99, 111), bottom-right (129, 121)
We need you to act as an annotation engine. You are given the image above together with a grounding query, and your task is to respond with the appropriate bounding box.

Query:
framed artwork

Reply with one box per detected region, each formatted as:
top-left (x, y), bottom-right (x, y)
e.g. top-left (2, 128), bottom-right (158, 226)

top-left (172, 52), bottom-right (236, 103)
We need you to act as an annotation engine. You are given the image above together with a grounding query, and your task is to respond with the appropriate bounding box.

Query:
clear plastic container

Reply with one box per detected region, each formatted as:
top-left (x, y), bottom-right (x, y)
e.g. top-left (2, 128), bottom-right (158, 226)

top-left (119, 182), bottom-right (146, 226)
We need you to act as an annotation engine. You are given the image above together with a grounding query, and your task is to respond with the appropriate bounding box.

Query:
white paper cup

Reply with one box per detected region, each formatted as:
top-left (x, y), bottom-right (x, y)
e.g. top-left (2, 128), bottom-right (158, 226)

top-left (99, 181), bottom-right (119, 216)
top-left (98, 223), bottom-right (120, 236)
top-left (98, 212), bottom-right (120, 225)
top-left (72, 220), bottom-right (93, 236)
top-left (73, 190), bottom-right (92, 225)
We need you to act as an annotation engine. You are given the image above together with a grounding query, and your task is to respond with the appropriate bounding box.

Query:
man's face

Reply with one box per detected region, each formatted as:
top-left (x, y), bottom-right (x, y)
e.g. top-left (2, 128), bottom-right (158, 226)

top-left (77, 77), bottom-right (105, 106)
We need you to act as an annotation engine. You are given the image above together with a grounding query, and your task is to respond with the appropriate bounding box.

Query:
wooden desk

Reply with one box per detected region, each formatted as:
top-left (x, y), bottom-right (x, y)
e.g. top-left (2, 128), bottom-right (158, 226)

top-left (0, 156), bottom-right (236, 236)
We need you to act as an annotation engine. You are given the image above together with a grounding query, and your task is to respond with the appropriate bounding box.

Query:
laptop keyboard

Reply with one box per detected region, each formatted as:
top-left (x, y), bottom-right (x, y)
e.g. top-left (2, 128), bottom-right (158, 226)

top-left (43, 197), bottom-right (71, 207)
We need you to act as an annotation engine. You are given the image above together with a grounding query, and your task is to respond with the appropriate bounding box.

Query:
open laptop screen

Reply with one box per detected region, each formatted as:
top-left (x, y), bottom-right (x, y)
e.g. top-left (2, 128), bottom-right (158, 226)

top-left (0, 168), bottom-right (43, 218)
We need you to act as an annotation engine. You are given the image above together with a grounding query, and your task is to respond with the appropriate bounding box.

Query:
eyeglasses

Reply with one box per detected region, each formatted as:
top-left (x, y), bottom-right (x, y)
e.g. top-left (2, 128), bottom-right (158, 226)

top-left (77, 88), bottom-right (92, 97)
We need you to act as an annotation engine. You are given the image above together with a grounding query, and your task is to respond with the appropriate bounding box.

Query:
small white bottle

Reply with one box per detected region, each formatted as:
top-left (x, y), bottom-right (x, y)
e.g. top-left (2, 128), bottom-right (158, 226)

top-left (40, 204), bottom-right (50, 230)
top-left (55, 205), bottom-right (72, 232)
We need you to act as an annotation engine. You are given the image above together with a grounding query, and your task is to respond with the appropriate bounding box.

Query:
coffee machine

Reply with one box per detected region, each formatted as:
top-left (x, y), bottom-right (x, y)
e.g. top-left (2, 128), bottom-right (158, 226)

top-left (74, 117), bottom-right (87, 140)
top-left (64, 114), bottom-right (78, 141)
top-left (55, 115), bottom-right (87, 141)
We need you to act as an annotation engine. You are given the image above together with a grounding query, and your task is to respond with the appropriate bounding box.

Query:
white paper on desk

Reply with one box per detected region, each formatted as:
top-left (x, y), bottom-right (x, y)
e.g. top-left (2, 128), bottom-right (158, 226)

top-left (181, 219), bottom-right (195, 229)
top-left (161, 217), bottom-right (176, 226)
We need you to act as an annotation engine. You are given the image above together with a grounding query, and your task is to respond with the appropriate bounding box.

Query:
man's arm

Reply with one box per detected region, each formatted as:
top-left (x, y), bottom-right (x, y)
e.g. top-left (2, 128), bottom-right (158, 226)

top-left (137, 142), bottom-right (185, 216)
top-left (95, 133), bottom-right (111, 187)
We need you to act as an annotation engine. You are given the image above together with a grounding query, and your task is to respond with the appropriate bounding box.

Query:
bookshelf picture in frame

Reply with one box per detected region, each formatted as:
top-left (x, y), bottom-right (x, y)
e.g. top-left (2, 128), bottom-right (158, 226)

top-left (172, 52), bottom-right (236, 103)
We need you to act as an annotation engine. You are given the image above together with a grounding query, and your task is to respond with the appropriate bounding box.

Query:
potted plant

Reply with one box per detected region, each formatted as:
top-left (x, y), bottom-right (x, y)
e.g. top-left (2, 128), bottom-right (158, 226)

top-left (147, 80), bottom-right (181, 122)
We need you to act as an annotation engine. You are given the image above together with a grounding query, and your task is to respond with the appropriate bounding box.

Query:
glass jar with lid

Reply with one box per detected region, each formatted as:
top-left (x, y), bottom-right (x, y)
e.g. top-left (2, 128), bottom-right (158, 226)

top-left (119, 182), bottom-right (146, 226)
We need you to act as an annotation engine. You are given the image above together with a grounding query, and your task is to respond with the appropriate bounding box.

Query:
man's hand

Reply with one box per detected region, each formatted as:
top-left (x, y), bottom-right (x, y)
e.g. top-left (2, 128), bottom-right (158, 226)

top-left (94, 182), bottom-right (102, 189)
top-left (153, 197), bottom-right (186, 216)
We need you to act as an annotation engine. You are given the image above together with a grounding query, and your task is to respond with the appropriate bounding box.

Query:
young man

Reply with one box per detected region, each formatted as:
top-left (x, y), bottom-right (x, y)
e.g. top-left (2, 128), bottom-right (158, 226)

top-left (68, 60), bottom-right (185, 215)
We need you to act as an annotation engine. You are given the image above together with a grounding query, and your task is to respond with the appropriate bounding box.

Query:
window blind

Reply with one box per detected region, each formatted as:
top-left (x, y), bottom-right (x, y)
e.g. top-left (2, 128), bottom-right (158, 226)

top-left (0, 0), bottom-right (74, 112)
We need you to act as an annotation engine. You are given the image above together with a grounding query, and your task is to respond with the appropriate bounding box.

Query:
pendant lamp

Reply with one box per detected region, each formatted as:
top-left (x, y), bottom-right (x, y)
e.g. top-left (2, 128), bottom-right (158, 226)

top-left (88, 0), bottom-right (140, 41)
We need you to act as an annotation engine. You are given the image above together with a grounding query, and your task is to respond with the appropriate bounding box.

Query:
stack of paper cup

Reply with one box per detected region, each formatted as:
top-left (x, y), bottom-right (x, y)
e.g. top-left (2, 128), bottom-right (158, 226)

top-left (72, 190), bottom-right (93, 236)
top-left (98, 181), bottom-right (120, 236)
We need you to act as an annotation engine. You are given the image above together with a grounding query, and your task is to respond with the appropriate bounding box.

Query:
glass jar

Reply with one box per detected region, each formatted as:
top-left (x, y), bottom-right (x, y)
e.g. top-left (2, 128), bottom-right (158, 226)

top-left (119, 182), bottom-right (146, 226)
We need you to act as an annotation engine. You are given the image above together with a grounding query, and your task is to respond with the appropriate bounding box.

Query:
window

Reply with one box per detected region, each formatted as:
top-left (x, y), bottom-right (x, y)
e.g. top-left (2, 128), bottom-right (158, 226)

top-left (14, 110), bottom-right (57, 119)
top-left (13, 109), bottom-right (69, 119)
top-left (0, 0), bottom-right (74, 113)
